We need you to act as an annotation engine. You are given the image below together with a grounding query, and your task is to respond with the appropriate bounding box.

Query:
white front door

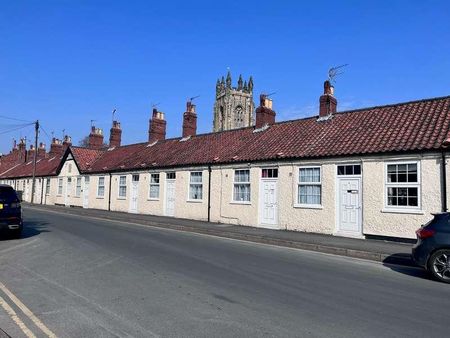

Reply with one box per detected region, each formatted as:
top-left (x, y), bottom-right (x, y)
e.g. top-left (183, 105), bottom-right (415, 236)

top-left (129, 175), bottom-right (139, 213)
top-left (83, 177), bottom-right (90, 208)
top-left (259, 179), bottom-right (278, 227)
top-left (65, 178), bottom-right (72, 206)
top-left (165, 180), bottom-right (175, 217)
top-left (337, 178), bottom-right (362, 236)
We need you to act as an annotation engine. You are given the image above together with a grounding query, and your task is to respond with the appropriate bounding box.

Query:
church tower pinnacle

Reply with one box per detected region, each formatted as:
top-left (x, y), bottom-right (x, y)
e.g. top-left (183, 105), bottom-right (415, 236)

top-left (213, 73), bottom-right (255, 132)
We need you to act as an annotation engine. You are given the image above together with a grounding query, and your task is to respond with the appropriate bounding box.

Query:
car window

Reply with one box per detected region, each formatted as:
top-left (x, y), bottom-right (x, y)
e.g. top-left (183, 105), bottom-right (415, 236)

top-left (0, 187), bottom-right (19, 202)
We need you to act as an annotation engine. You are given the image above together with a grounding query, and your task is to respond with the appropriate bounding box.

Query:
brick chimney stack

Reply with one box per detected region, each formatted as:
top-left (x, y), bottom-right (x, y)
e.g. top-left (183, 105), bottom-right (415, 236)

top-left (27, 145), bottom-right (36, 162)
top-left (182, 101), bottom-right (197, 138)
top-left (63, 135), bottom-right (72, 150)
top-left (255, 94), bottom-right (276, 129)
top-left (148, 108), bottom-right (166, 142)
top-left (319, 80), bottom-right (337, 119)
top-left (109, 120), bottom-right (122, 148)
top-left (17, 139), bottom-right (27, 163)
top-left (37, 142), bottom-right (46, 159)
top-left (49, 138), bottom-right (63, 157)
top-left (88, 126), bottom-right (104, 150)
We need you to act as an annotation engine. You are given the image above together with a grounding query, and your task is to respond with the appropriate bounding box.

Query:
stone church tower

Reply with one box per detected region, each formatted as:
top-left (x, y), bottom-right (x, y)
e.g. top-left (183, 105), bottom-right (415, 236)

top-left (213, 72), bottom-right (255, 132)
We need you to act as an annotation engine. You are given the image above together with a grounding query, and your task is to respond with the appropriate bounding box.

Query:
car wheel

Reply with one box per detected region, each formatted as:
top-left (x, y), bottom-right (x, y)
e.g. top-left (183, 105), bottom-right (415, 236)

top-left (428, 249), bottom-right (450, 283)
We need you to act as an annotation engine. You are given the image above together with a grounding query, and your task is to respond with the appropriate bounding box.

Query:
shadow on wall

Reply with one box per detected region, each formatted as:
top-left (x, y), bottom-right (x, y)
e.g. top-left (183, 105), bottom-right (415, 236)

top-left (0, 220), bottom-right (49, 241)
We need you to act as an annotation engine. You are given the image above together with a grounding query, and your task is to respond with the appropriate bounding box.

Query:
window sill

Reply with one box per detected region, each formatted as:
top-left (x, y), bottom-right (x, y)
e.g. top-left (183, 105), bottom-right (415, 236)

top-left (294, 204), bottom-right (323, 210)
top-left (187, 199), bottom-right (203, 203)
top-left (230, 201), bottom-right (251, 205)
top-left (147, 198), bottom-right (160, 201)
top-left (117, 197), bottom-right (127, 200)
top-left (381, 208), bottom-right (425, 215)
top-left (96, 196), bottom-right (104, 199)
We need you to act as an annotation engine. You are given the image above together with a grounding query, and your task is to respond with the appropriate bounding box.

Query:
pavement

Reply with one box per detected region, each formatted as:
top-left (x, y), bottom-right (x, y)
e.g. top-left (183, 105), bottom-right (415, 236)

top-left (0, 207), bottom-right (447, 337)
top-left (25, 203), bottom-right (414, 266)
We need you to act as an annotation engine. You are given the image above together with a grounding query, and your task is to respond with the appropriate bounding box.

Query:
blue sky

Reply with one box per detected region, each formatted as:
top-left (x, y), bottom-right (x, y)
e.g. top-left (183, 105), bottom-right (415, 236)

top-left (1, 0), bottom-right (449, 154)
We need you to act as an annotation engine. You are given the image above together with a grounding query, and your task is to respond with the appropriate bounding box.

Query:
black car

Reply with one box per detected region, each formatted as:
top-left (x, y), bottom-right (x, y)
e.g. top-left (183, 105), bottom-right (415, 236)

top-left (412, 212), bottom-right (450, 283)
top-left (0, 184), bottom-right (23, 238)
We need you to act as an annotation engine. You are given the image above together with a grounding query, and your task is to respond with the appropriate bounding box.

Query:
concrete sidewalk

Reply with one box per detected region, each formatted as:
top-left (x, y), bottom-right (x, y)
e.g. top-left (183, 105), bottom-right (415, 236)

top-left (23, 203), bottom-right (415, 266)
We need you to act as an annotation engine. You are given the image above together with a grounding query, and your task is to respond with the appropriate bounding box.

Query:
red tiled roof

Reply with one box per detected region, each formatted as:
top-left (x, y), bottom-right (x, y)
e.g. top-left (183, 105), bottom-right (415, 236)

top-left (0, 153), bottom-right (19, 176)
top-left (1, 95), bottom-right (449, 178)
top-left (0, 155), bottom-right (62, 179)
top-left (71, 147), bottom-right (105, 171)
top-left (84, 96), bottom-right (450, 173)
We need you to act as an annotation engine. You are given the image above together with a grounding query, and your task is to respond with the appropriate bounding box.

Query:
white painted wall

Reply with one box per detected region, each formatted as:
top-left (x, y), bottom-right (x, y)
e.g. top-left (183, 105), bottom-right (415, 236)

top-left (13, 151), bottom-right (448, 239)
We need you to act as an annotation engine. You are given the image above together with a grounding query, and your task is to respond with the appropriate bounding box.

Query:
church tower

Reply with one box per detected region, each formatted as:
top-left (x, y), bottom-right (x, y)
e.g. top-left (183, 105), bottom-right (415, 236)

top-left (213, 71), bottom-right (255, 132)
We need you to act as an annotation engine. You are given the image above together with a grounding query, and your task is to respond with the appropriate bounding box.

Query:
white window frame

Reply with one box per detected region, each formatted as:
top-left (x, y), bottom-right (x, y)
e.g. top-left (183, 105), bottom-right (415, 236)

top-left (148, 173), bottom-right (160, 200)
top-left (188, 171), bottom-right (203, 202)
top-left (75, 177), bottom-right (82, 197)
top-left (384, 161), bottom-right (421, 211)
top-left (57, 178), bottom-right (63, 196)
top-left (97, 176), bottom-right (105, 198)
top-left (118, 175), bottom-right (127, 199)
top-left (232, 169), bottom-right (251, 204)
top-left (296, 166), bottom-right (322, 208)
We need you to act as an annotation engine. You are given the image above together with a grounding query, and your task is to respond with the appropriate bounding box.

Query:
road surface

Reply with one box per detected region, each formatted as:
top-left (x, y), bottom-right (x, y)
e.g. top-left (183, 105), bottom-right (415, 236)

top-left (0, 207), bottom-right (448, 337)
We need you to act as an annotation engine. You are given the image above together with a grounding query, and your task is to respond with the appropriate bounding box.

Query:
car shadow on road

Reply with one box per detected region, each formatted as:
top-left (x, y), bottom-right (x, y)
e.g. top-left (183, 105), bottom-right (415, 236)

top-left (382, 254), bottom-right (432, 281)
top-left (0, 220), bottom-right (49, 241)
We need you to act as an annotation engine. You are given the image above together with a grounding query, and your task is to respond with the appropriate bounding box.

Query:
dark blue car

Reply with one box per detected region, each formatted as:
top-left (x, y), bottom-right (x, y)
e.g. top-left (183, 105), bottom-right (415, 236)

top-left (0, 184), bottom-right (23, 238)
top-left (412, 212), bottom-right (450, 283)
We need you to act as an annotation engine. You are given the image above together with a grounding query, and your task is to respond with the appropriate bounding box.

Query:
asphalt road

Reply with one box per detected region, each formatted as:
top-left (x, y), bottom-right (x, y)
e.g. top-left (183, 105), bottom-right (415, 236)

top-left (0, 208), bottom-right (448, 338)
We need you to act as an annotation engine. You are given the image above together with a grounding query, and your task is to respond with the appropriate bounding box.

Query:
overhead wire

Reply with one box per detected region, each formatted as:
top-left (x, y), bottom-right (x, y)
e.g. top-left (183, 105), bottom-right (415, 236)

top-left (0, 122), bottom-right (35, 136)
top-left (0, 115), bottom-right (33, 123)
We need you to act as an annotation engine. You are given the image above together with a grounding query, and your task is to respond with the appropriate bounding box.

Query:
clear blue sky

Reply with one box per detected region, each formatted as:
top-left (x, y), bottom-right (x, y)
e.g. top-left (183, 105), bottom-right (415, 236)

top-left (1, 0), bottom-right (449, 154)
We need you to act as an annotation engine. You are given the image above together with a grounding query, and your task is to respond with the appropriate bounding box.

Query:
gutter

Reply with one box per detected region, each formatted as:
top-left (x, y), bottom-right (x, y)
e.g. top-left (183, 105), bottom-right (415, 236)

top-left (207, 165), bottom-right (212, 222)
top-left (108, 173), bottom-right (112, 211)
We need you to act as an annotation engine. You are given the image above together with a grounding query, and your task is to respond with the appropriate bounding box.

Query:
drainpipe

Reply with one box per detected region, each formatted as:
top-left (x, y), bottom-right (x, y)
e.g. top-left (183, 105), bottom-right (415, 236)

top-left (207, 165), bottom-right (212, 222)
top-left (108, 173), bottom-right (112, 211)
top-left (442, 151), bottom-right (448, 212)
top-left (40, 178), bottom-right (44, 204)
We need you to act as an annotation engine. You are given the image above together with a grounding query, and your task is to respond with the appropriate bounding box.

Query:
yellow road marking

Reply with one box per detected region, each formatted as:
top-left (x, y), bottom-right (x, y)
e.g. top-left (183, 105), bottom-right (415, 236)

top-left (0, 295), bottom-right (36, 338)
top-left (0, 282), bottom-right (57, 338)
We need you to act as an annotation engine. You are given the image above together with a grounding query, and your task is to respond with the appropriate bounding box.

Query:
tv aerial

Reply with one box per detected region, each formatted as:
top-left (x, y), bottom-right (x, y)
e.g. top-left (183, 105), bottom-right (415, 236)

top-left (328, 64), bottom-right (349, 83)
top-left (151, 102), bottom-right (161, 109)
top-left (189, 95), bottom-right (200, 103)
top-left (112, 108), bottom-right (117, 121)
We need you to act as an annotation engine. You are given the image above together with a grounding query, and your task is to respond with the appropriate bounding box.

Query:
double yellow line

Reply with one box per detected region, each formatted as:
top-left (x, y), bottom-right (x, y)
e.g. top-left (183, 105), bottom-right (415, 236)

top-left (0, 282), bottom-right (56, 338)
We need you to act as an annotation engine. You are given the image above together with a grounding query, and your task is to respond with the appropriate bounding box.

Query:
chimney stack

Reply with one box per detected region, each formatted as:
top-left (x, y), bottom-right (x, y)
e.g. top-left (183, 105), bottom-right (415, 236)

top-left (182, 101), bottom-right (197, 138)
top-left (148, 108), bottom-right (166, 142)
top-left (37, 142), bottom-right (46, 159)
top-left (255, 94), bottom-right (276, 128)
top-left (49, 138), bottom-right (63, 157)
top-left (63, 135), bottom-right (72, 150)
top-left (27, 145), bottom-right (36, 162)
top-left (319, 80), bottom-right (337, 119)
top-left (88, 126), bottom-right (104, 150)
top-left (17, 139), bottom-right (27, 163)
top-left (109, 120), bottom-right (122, 148)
